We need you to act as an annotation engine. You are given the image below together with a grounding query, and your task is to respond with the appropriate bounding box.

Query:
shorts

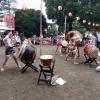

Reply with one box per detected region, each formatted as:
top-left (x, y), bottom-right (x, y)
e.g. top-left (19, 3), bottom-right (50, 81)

top-left (57, 43), bottom-right (61, 46)
top-left (15, 42), bottom-right (20, 47)
top-left (5, 47), bottom-right (15, 55)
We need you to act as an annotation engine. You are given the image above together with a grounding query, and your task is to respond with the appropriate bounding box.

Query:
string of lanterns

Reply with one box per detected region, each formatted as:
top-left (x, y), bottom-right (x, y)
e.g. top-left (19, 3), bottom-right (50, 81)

top-left (58, 5), bottom-right (100, 28)
top-left (75, 16), bottom-right (100, 27)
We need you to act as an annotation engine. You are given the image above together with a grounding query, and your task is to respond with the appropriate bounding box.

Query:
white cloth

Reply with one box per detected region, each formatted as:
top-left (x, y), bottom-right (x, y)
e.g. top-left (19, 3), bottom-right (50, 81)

top-left (3, 32), bottom-right (15, 47)
top-left (97, 33), bottom-right (100, 42)
top-left (89, 35), bottom-right (96, 45)
top-left (15, 36), bottom-right (21, 43)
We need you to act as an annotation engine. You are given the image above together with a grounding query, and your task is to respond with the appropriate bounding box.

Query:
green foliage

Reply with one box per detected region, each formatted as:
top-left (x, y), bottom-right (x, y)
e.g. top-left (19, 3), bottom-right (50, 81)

top-left (47, 28), bottom-right (56, 36)
top-left (73, 20), bottom-right (87, 32)
top-left (0, 0), bottom-right (17, 12)
top-left (15, 9), bottom-right (47, 38)
top-left (44, 0), bottom-right (100, 30)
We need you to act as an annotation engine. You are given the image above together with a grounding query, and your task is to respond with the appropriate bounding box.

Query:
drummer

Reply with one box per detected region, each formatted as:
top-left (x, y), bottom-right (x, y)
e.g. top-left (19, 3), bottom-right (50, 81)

top-left (14, 31), bottom-right (21, 51)
top-left (55, 36), bottom-right (63, 56)
top-left (0, 30), bottom-right (21, 72)
top-left (22, 38), bottom-right (33, 45)
top-left (65, 32), bottom-right (79, 64)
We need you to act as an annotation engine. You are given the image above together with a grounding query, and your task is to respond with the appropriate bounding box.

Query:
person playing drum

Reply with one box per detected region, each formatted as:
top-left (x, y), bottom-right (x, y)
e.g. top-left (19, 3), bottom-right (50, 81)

top-left (14, 31), bottom-right (21, 51)
top-left (0, 30), bottom-right (21, 72)
top-left (23, 38), bottom-right (33, 45)
top-left (55, 37), bottom-right (63, 56)
top-left (65, 32), bottom-right (79, 64)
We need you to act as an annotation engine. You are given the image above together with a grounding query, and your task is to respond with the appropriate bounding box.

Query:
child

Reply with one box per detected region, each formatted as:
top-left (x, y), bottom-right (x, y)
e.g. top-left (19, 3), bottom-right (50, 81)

top-left (55, 37), bottom-right (63, 56)
top-left (0, 30), bottom-right (21, 72)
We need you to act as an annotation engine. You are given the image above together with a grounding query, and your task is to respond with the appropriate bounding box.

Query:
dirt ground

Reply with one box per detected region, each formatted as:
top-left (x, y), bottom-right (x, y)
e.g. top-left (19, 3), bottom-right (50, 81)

top-left (0, 45), bottom-right (100, 100)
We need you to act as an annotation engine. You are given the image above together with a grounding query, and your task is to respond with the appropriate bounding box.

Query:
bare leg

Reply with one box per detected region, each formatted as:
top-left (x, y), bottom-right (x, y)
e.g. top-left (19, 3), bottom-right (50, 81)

top-left (55, 46), bottom-right (59, 54)
top-left (73, 50), bottom-right (79, 64)
top-left (59, 46), bottom-right (62, 56)
top-left (65, 52), bottom-right (70, 61)
top-left (1, 55), bottom-right (9, 71)
top-left (12, 53), bottom-right (21, 68)
top-left (77, 46), bottom-right (80, 58)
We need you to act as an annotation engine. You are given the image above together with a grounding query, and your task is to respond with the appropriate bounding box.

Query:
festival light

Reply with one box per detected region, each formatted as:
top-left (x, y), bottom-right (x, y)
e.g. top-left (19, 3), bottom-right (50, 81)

top-left (88, 22), bottom-right (91, 25)
top-left (96, 24), bottom-right (99, 26)
top-left (68, 12), bottom-right (73, 17)
top-left (76, 16), bottom-right (80, 21)
top-left (83, 20), bottom-right (86, 23)
top-left (58, 5), bottom-right (63, 11)
top-left (92, 23), bottom-right (95, 26)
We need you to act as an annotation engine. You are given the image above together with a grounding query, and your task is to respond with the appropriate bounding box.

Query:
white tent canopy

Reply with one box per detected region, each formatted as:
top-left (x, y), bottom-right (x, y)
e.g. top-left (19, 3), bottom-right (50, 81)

top-left (0, 22), bottom-right (14, 33)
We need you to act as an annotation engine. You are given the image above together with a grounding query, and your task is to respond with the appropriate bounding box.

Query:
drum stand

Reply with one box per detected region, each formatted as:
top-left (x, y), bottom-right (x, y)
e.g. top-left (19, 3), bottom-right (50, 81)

top-left (84, 54), bottom-right (98, 67)
top-left (37, 59), bottom-right (55, 85)
top-left (21, 59), bottom-right (39, 73)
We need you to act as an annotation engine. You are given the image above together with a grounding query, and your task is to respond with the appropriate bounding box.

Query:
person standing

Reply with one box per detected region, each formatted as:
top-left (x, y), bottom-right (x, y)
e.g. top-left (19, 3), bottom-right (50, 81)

top-left (65, 32), bottom-right (79, 64)
top-left (55, 37), bottom-right (63, 56)
top-left (14, 31), bottom-right (21, 51)
top-left (96, 31), bottom-right (100, 51)
top-left (0, 30), bottom-right (21, 72)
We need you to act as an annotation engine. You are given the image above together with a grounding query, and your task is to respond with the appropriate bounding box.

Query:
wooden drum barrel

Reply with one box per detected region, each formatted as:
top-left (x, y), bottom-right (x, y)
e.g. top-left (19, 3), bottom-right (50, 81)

top-left (40, 55), bottom-right (53, 67)
top-left (84, 43), bottom-right (98, 58)
top-left (18, 44), bottom-right (36, 62)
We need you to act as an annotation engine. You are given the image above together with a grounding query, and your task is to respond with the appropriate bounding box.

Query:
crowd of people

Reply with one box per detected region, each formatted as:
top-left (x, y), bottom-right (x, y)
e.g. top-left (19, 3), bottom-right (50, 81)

top-left (0, 30), bottom-right (100, 71)
top-left (55, 30), bottom-right (100, 65)
top-left (0, 30), bottom-right (36, 72)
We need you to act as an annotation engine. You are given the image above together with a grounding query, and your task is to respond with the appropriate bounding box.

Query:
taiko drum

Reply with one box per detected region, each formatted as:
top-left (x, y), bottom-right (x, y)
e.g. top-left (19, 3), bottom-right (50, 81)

top-left (84, 43), bottom-right (98, 58)
top-left (40, 55), bottom-right (53, 67)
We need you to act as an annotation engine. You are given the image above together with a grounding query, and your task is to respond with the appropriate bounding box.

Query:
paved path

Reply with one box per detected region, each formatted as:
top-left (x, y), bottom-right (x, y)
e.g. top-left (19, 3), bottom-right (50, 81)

top-left (0, 45), bottom-right (100, 100)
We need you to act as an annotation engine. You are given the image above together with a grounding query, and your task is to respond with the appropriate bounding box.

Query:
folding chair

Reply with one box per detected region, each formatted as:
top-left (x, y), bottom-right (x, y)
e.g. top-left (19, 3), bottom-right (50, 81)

top-left (37, 58), bottom-right (55, 85)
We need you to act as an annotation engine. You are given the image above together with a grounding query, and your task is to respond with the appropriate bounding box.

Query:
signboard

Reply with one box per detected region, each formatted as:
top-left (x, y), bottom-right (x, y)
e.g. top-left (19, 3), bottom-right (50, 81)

top-left (0, 13), bottom-right (15, 30)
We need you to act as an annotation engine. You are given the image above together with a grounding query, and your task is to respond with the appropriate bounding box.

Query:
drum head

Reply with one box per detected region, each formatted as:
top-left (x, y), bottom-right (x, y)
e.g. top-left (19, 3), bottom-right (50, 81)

top-left (40, 55), bottom-right (53, 66)
top-left (89, 49), bottom-right (98, 58)
top-left (21, 45), bottom-right (36, 62)
top-left (61, 40), bottom-right (68, 47)
top-left (84, 44), bottom-right (98, 58)
top-left (40, 55), bottom-right (53, 60)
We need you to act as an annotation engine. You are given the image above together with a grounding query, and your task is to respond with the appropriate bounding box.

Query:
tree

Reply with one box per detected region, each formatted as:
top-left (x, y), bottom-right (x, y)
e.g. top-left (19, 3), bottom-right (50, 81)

top-left (44, 0), bottom-right (100, 30)
top-left (15, 9), bottom-right (47, 38)
top-left (0, 0), bottom-right (17, 12)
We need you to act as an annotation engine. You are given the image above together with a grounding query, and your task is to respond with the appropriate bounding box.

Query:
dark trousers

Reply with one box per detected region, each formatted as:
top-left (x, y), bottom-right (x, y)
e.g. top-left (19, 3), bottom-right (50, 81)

top-left (97, 42), bottom-right (100, 51)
